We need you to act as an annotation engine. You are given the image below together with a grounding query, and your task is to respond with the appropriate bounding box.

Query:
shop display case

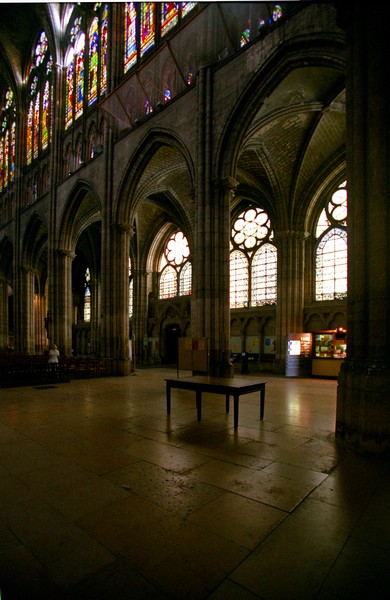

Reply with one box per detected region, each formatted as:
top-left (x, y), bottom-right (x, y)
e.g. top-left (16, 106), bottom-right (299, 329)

top-left (312, 329), bottom-right (347, 377)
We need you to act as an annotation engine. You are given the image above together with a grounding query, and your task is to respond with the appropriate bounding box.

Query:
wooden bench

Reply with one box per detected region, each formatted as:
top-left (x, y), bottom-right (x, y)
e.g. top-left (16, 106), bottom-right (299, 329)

top-left (165, 375), bottom-right (267, 429)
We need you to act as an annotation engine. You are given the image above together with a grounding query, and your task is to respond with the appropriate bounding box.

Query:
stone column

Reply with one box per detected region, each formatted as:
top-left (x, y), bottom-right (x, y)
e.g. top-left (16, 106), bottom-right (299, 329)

top-left (132, 266), bottom-right (149, 367)
top-left (100, 223), bottom-right (131, 375)
top-left (274, 230), bottom-right (308, 374)
top-left (15, 266), bottom-right (35, 354)
top-left (0, 277), bottom-right (8, 351)
top-left (53, 249), bottom-right (75, 355)
top-left (336, 5), bottom-right (390, 453)
top-left (193, 168), bottom-right (237, 376)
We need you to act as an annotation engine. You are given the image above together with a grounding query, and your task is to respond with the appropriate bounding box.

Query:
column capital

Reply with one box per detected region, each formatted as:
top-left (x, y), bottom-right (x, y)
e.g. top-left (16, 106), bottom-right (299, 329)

top-left (56, 248), bottom-right (76, 260)
top-left (111, 222), bottom-right (132, 234)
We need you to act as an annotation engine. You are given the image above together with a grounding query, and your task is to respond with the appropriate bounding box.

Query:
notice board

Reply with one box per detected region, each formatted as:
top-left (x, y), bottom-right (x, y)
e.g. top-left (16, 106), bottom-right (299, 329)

top-left (178, 338), bottom-right (209, 374)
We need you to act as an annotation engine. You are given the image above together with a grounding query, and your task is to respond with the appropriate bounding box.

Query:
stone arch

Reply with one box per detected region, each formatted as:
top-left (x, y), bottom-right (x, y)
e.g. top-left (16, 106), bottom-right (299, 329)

top-left (58, 180), bottom-right (102, 253)
top-left (215, 31), bottom-right (346, 232)
top-left (115, 129), bottom-right (195, 233)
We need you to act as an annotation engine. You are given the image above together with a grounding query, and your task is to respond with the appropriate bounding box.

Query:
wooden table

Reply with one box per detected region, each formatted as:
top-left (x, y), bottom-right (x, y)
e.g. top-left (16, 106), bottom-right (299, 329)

top-left (165, 376), bottom-right (267, 429)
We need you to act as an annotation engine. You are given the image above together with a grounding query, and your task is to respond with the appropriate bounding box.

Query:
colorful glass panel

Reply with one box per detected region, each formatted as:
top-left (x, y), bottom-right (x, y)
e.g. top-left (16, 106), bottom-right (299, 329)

top-left (140, 3), bottom-right (155, 57)
top-left (65, 60), bottom-right (74, 129)
top-left (100, 5), bottom-right (108, 94)
top-left (88, 17), bottom-right (99, 105)
top-left (161, 3), bottom-right (179, 37)
top-left (181, 2), bottom-right (197, 18)
top-left (27, 101), bottom-right (33, 164)
top-left (240, 28), bottom-right (250, 47)
top-left (41, 80), bottom-right (50, 150)
top-left (3, 130), bottom-right (9, 186)
top-left (10, 122), bottom-right (15, 181)
top-left (0, 138), bottom-right (3, 192)
top-left (124, 2), bottom-right (137, 72)
top-left (35, 31), bottom-right (48, 66)
top-left (33, 93), bottom-right (40, 160)
top-left (75, 48), bottom-right (85, 119)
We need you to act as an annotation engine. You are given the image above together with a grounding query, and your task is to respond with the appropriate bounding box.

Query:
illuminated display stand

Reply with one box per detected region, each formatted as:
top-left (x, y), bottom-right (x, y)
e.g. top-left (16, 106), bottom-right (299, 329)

top-left (286, 329), bottom-right (347, 378)
top-left (312, 328), bottom-right (347, 378)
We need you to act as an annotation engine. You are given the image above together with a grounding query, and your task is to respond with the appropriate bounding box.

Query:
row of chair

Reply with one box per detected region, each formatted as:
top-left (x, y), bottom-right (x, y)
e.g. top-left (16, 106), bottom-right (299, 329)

top-left (0, 354), bottom-right (107, 387)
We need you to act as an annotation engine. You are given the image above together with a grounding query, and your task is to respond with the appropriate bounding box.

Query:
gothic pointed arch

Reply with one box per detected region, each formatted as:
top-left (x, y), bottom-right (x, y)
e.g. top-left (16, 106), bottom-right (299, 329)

top-left (115, 129), bottom-right (195, 231)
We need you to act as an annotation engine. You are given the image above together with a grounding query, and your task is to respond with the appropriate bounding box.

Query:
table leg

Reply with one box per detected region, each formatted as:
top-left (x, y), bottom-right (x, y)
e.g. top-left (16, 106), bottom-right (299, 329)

top-left (196, 390), bottom-right (202, 421)
top-left (234, 395), bottom-right (239, 429)
top-left (166, 382), bottom-right (171, 415)
top-left (260, 385), bottom-right (265, 420)
top-left (226, 394), bottom-right (230, 413)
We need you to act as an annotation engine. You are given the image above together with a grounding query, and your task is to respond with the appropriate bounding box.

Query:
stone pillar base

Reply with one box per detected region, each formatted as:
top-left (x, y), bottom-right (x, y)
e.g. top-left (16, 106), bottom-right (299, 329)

top-left (336, 360), bottom-right (390, 454)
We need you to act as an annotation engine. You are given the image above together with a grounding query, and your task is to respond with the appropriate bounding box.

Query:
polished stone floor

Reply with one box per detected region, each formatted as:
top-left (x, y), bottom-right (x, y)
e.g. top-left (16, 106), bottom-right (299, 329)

top-left (0, 368), bottom-right (389, 599)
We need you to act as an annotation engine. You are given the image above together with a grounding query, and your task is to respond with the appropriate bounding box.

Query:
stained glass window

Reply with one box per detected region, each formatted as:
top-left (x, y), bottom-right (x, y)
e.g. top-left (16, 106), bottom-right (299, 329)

top-left (124, 2), bottom-right (137, 72)
top-left (161, 3), bottom-right (179, 37)
top-left (41, 80), bottom-right (50, 150)
top-left (88, 17), bottom-right (99, 106)
top-left (84, 267), bottom-right (91, 322)
top-left (140, 3), bottom-right (155, 57)
top-left (0, 88), bottom-right (16, 193)
top-left (65, 61), bottom-right (75, 129)
top-left (240, 28), bottom-right (250, 47)
top-left (75, 43), bottom-right (85, 119)
top-left (129, 258), bottom-right (133, 317)
top-left (124, 2), bottom-right (196, 74)
top-left (100, 5), bottom-right (108, 94)
top-left (66, 6), bottom-right (108, 128)
top-left (159, 231), bottom-right (191, 299)
top-left (230, 207), bottom-right (277, 308)
top-left (26, 31), bottom-right (53, 165)
top-left (315, 181), bottom-right (348, 301)
top-left (33, 93), bottom-right (40, 160)
top-left (181, 2), bottom-right (197, 18)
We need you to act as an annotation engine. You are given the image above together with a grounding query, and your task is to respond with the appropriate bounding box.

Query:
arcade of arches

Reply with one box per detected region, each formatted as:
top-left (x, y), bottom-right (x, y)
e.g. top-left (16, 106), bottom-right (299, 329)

top-left (0, 3), bottom-right (389, 453)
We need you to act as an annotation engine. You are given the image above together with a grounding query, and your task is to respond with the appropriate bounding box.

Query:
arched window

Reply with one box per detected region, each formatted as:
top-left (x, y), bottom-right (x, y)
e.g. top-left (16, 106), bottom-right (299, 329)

top-left (65, 5), bottom-right (109, 129)
top-left (123, 2), bottom-right (197, 74)
top-left (230, 206), bottom-right (277, 308)
top-left (84, 267), bottom-right (91, 322)
top-left (0, 88), bottom-right (16, 193)
top-left (315, 180), bottom-right (347, 301)
top-left (129, 257), bottom-right (133, 318)
top-left (159, 231), bottom-right (191, 299)
top-left (26, 31), bottom-right (53, 166)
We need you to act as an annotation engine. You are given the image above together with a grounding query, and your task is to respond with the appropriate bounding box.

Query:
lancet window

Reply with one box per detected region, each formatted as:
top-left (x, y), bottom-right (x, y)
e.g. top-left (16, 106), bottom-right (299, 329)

top-left (315, 180), bottom-right (348, 301)
top-left (124, 2), bottom-right (198, 74)
top-left (84, 267), bottom-right (91, 322)
top-left (0, 88), bottom-right (16, 193)
top-left (159, 231), bottom-right (191, 299)
top-left (65, 4), bottom-right (109, 129)
top-left (26, 31), bottom-right (53, 166)
top-left (230, 207), bottom-right (277, 308)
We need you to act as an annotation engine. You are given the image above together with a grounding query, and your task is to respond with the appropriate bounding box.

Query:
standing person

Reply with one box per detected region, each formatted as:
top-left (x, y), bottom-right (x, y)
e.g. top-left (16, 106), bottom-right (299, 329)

top-left (48, 344), bottom-right (59, 364)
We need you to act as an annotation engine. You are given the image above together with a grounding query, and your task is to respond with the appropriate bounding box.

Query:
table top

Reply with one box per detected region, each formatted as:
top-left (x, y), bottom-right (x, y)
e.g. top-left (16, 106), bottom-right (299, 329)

top-left (165, 375), bottom-right (267, 391)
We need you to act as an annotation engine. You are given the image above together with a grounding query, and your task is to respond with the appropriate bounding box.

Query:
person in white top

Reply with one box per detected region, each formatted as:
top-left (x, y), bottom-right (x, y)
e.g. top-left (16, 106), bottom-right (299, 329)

top-left (48, 344), bottom-right (60, 364)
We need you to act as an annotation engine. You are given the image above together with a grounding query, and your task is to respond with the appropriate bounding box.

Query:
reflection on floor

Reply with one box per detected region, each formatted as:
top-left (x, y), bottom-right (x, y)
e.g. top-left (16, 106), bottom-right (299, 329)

top-left (0, 368), bottom-right (389, 599)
